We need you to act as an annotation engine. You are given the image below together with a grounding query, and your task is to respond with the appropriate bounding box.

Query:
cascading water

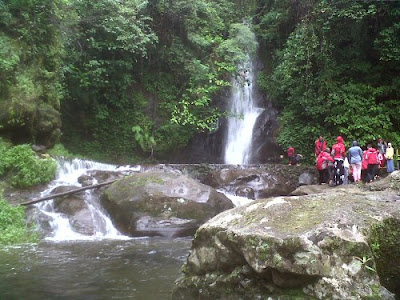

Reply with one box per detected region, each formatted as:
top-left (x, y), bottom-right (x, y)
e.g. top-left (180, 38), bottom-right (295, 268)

top-left (36, 158), bottom-right (140, 241)
top-left (224, 57), bottom-right (264, 164)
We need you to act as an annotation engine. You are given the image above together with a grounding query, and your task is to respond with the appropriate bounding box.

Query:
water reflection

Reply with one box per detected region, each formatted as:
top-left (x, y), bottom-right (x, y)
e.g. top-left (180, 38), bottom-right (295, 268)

top-left (0, 237), bottom-right (191, 300)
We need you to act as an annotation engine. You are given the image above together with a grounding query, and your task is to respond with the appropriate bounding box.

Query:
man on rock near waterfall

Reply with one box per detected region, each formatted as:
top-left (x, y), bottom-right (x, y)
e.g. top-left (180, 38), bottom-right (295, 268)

top-left (315, 135), bottom-right (327, 158)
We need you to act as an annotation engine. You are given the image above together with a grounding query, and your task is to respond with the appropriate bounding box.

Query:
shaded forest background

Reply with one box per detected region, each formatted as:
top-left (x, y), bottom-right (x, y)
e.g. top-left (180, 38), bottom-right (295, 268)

top-left (1, 0), bottom-right (399, 163)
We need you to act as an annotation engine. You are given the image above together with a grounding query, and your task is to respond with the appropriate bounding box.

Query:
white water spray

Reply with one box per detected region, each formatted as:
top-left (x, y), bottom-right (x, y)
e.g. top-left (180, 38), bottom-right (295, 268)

top-left (37, 158), bottom-right (140, 241)
top-left (224, 58), bottom-right (263, 164)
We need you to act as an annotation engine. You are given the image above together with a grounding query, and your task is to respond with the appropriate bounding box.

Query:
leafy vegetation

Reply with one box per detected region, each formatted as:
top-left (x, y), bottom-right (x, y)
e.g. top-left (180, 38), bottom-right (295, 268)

top-left (0, 193), bottom-right (38, 245)
top-left (256, 0), bottom-right (400, 159)
top-left (0, 139), bottom-right (56, 188)
top-left (1, 0), bottom-right (400, 162)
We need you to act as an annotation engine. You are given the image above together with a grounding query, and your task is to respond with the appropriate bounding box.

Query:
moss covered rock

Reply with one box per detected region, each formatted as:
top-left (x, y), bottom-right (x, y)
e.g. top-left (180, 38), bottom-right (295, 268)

top-left (101, 170), bottom-right (234, 237)
top-left (173, 186), bottom-right (400, 299)
top-left (0, 100), bottom-right (61, 148)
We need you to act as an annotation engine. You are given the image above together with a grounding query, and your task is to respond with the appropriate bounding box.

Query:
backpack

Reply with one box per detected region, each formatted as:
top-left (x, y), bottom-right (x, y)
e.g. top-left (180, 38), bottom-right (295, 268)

top-left (332, 143), bottom-right (344, 158)
top-left (367, 150), bottom-right (378, 165)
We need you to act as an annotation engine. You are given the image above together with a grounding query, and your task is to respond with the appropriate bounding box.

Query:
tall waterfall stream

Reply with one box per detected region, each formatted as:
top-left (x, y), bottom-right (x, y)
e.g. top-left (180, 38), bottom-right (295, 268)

top-left (224, 57), bottom-right (264, 164)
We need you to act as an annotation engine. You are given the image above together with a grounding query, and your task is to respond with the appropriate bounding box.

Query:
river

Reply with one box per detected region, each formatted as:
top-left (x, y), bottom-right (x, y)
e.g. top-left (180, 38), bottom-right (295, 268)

top-left (0, 237), bottom-right (191, 299)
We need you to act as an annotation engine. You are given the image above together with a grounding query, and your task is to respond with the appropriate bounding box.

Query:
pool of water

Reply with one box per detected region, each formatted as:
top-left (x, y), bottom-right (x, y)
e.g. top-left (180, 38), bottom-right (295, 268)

top-left (0, 237), bottom-right (192, 300)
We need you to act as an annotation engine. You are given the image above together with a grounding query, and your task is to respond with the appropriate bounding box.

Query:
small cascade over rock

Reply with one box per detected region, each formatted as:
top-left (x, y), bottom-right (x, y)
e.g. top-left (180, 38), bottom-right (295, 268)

top-left (31, 158), bottom-right (140, 241)
top-left (224, 58), bottom-right (264, 164)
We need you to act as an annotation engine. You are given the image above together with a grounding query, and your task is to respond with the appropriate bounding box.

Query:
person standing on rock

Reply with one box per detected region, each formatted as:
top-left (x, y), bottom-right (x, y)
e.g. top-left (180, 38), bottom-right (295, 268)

top-left (366, 144), bottom-right (380, 183)
top-left (331, 136), bottom-right (346, 185)
top-left (348, 141), bottom-right (363, 183)
top-left (315, 135), bottom-right (327, 158)
top-left (316, 148), bottom-right (334, 184)
top-left (386, 142), bottom-right (395, 173)
top-left (361, 148), bottom-right (369, 182)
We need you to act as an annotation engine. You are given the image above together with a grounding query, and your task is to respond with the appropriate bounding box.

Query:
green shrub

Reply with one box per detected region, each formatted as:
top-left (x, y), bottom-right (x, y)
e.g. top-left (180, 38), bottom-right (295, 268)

top-left (0, 144), bottom-right (57, 188)
top-left (0, 194), bottom-right (38, 245)
top-left (47, 143), bottom-right (75, 158)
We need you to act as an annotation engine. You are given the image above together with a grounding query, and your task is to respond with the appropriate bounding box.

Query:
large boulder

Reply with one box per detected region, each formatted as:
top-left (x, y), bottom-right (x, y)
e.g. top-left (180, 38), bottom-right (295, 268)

top-left (101, 170), bottom-right (234, 237)
top-left (202, 165), bottom-right (318, 199)
top-left (173, 185), bottom-right (400, 299)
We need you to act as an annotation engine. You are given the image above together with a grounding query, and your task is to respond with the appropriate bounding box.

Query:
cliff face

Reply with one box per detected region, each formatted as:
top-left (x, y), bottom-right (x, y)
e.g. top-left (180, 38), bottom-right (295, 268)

top-left (173, 172), bottom-right (400, 299)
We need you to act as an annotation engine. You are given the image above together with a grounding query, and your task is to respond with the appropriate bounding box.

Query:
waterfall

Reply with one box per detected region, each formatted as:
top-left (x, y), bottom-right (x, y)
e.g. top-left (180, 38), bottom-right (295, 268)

top-left (36, 158), bottom-right (140, 241)
top-left (224, 58), bottom-right (263, 164)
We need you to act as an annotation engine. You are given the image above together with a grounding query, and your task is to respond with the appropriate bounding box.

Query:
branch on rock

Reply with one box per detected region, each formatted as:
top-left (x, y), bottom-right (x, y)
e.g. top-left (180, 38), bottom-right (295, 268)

top-left (20, 179), bottom-right (118, 206)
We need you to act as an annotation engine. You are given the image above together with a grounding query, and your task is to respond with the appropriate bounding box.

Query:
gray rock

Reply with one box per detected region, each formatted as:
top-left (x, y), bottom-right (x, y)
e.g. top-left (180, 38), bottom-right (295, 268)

top-left (202, 165), bottom-right (317, 199)
top-left (78, 175), bottom-right (94, 187)
top-left (101, 170), bottom-right (234, 237)
top-left (173, 187), bottom-right (400, 299)
top-left (298, 171), bottom-right (316, 186)
top-left (53, 194), bottom-right (95, 236)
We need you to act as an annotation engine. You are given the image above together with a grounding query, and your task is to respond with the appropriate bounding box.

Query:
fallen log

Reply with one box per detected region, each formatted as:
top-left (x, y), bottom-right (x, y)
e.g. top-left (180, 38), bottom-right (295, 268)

top-left (20, 179), bottom-right (118, 206)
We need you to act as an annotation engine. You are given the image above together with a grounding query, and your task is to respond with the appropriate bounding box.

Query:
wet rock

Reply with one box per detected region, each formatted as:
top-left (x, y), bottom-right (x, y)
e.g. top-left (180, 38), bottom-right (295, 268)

top-left (26, 206), bottom-right (53, 238)
top-left (173, 187), bottom-right (400, 299)
top-left (135, 216), bottom-right (198, 238)
top-left (78, 175), bottom-right (94, 187)
top-left (51, 185), bottom-right (80, 194)
top-left (101, 170), bottom-right (234, 237)
top-left (70, 210), bottom-right (95, 235)
top-left (53, 193), bottom-right (94, 236)
top-left (235, 186), bottom-right (255, 200)
top-left (202, 165), bottom-right (318, 199)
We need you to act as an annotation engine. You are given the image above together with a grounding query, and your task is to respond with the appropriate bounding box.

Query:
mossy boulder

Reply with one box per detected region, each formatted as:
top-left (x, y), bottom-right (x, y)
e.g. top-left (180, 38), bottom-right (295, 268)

top-left (173, 185), bottom-right (400, 299)
top-left (101, 170), bottom-right (234, 237)
top-left (0, 100), bottom-right (61, 148)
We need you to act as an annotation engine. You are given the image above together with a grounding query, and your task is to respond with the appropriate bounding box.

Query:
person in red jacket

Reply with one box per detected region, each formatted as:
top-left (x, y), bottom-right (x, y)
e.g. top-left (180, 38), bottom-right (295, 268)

top-left (365, 144), bottom-right (380, 183)
top-left (316, 148), bottom-right (334, 184)
top-left (331, 136), bottom-right (346, 185)
top-left (331, 136), bottom-right (346, 159)
top-left (315, 135), bottom-right (327, 158)
top-left (287, 147), bottom-right (295, 165)
top-left (287, 147), bottom-right (302, 165)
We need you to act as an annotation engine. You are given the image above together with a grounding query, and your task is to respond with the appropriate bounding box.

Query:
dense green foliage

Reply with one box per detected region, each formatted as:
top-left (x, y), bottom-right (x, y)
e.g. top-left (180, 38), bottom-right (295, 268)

top-left (60, 0), bottom-right (254, 162)
top-left (0, 139), bottom-right (56, 188)
top-left (0, 193), bottom-right (38, 245)
top-left (0, 0), bottom-right (64, 142)
top-left (255, 0), bottom-right (400, 159)
top-left (1, 0), bottom-right (400, 162)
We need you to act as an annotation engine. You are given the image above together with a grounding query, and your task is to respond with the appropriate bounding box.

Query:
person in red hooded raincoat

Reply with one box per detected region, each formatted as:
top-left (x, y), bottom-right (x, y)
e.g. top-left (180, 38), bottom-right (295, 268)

top-left (315, 135), bottom-right (327, 158)
top-left (365, 144), bottom-right (380, 182)
top-left (316, 148), bottom-right (334, 184)
top-left (331, 136), bottom-right (346, 185)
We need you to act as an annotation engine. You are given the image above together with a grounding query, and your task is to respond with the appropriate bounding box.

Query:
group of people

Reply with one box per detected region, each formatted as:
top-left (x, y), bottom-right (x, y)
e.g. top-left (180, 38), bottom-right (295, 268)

top-left (314, 136), bottom-right (395, 186)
